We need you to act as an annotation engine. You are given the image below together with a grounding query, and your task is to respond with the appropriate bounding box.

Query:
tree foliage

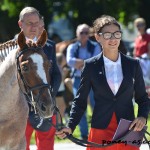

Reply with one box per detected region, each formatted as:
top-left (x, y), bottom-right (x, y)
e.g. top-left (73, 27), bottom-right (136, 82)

top-left (0, 0), bottom-right (149, 42)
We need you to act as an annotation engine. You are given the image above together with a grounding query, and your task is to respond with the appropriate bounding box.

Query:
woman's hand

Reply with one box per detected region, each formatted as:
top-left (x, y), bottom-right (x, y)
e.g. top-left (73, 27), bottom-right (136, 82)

top-left (55, 127), bottom-right (72, 139)
top-left (129, 117), bottom-right (146, 131)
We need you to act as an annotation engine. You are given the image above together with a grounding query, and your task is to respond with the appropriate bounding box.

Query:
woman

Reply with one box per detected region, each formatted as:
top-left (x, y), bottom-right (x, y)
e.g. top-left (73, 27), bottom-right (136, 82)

top-left (56, 15), bottom-right (150, 150)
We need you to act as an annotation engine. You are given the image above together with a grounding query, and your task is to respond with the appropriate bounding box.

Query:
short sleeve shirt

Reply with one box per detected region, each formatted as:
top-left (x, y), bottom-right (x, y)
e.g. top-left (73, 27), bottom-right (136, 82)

top-left (134, 33), bottom-right (150, 57)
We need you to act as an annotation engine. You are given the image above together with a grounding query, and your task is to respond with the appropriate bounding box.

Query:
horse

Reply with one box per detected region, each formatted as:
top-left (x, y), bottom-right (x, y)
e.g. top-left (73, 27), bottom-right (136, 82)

top-left (0, 30), bottom-right (54, 150)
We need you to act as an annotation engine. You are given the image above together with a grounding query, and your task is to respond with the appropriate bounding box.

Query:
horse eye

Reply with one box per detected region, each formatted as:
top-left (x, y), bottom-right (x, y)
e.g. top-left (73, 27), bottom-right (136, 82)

top-left (21, 65), bottom-right (28, 72)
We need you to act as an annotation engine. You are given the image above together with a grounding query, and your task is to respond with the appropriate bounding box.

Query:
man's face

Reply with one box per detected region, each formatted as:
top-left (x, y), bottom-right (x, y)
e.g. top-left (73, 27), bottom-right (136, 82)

top-left (77, 27), bottom-right (89, 42)
top-left (18, 13), bottom-right (40, 39)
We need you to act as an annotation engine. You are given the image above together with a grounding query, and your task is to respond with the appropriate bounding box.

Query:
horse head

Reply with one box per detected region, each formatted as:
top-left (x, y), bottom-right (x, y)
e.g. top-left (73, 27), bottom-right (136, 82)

top-left (16, 30), bottom-right (55, 118)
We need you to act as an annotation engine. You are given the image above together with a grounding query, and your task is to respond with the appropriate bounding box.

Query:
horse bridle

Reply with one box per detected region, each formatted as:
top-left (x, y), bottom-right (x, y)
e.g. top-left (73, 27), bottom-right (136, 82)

top-left (16, 47), bottom-right (54, 114)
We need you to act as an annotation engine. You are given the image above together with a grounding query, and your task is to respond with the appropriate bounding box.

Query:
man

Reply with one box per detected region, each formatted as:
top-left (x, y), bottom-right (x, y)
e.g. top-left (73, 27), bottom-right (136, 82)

top-left (18, 7), bottom-right (61, 150)
top-left (66, 23), bottom-right (101, 140)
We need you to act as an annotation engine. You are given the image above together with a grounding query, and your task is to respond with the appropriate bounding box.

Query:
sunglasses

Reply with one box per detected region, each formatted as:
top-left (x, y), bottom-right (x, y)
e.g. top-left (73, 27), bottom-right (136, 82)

top-left (98, 31), bottom-right (122, 40)
top-left (136, 23), bottom-right (145, 28)
top-left (80, 31), bottom-right (89, 35)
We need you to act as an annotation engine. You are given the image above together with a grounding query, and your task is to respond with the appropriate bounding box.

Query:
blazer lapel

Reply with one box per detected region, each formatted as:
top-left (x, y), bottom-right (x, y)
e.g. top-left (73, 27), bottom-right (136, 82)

top-left (96, 53), bottom-right (114, 97)
top-left (116, 53), bottom-right (131, 97)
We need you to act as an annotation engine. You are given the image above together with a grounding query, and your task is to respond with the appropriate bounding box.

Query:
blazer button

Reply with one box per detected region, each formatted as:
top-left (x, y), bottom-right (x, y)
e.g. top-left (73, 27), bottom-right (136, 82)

top-left (113, 98), bottom-right (117, 101)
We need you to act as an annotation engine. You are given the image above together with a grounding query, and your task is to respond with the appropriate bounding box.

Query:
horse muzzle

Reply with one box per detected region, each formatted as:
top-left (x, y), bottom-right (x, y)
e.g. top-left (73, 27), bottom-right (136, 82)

top-left (37, 93), bottom-right (55, 118)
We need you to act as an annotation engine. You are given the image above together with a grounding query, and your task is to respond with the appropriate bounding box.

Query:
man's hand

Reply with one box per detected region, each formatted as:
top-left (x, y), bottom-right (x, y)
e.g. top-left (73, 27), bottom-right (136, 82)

top-left (129, 117), bottom-right (146, 131)
top-left (75, 59), bottom-right (84, 70)
top-left (55, 127), bottom-right (72, 139)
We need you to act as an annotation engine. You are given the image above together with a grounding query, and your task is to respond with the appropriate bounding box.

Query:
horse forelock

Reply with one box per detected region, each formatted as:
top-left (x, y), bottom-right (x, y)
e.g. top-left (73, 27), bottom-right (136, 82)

top-left (17, 40), bottom-right (40, 55)
top-left (25, 40), bottom-right (37, 48)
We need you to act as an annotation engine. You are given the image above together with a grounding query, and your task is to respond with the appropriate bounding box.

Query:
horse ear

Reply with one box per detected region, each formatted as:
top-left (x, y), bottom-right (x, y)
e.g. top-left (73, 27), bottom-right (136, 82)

top-left (17, 31), bottom-right (26, 50)
top-left (37, 29), bottom-right (47, 47)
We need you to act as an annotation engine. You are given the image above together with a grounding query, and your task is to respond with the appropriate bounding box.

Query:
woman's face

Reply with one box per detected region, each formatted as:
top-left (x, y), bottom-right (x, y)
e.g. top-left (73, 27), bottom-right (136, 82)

top-left (95, 24), bottom-right (121, 53)
top-left (136, 23), bottom-right (146, 34)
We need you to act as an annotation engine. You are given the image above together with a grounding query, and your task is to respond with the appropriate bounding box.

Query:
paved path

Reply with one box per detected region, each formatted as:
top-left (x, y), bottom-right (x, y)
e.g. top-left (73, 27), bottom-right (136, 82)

top-left (30, 143), bottom-right (149, 150)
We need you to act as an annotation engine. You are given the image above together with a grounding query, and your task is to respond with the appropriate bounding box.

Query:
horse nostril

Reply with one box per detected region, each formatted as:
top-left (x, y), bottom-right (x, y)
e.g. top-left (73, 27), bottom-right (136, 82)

top-left (41, 103), bottom-right (46, 111)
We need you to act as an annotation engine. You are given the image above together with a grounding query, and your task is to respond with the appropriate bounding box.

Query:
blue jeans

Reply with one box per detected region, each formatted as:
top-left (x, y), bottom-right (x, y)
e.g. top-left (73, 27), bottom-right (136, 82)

top-left (73, 77), bottom-right (95, 138)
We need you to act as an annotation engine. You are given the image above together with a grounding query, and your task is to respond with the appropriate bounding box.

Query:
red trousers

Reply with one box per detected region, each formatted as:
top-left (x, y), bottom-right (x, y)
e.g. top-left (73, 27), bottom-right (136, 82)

top-left (87, 113), bottom-right (139, 150)
top-left (25, 115), bottom-right (56, 150)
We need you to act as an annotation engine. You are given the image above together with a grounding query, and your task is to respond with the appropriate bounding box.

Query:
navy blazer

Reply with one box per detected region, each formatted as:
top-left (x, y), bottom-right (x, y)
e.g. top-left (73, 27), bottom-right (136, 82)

top-left (43, 39), bottom-right (61, 97)
top-left (68, 52), bottom-right (150, 131)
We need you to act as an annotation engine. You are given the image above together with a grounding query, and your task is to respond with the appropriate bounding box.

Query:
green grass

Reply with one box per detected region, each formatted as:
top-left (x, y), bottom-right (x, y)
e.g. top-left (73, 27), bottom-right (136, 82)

top-left (31, 104), bottom-right (150, 144)
top-left (134, 103), bottom-right (150, 140)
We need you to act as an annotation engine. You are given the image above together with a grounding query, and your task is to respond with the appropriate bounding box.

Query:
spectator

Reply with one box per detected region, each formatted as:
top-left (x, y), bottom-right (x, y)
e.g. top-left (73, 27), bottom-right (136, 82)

top-left (18, 7), bottom-right (61, 150)
top-left (133, 17), bottom-right (150, 57)
top-left (66, 23), bottom-right (101, 140)
top-left (56, 52), bottom-right (67, 124)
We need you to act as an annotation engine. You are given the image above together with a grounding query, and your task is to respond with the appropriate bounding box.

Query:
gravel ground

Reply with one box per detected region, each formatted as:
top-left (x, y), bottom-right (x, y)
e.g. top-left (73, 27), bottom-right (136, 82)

top-left (30, 143), bottom-right (149, 150)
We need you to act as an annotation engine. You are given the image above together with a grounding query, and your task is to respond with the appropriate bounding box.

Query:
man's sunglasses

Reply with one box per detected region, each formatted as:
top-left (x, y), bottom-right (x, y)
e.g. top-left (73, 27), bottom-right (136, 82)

top-left (80, 31), bottom-right (89, 35)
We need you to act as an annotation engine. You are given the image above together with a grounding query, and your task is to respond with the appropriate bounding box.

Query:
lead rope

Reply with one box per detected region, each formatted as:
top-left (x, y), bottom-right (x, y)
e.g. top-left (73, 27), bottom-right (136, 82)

top-left (54, 108), bottom-right (150, 148)
top-left (66, 128), bottom-right (150, 148)
top-left (49, 106), bottom-right (64, 130)
top-left (30, 91), bottom-right (37, 114)
top-left (52, 107), bottom-right (150, 148)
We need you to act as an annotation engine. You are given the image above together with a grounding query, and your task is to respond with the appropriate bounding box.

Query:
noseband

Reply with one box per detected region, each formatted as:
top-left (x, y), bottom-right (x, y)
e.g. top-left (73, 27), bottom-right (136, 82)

top-left (16, 47), bottom-right (53, 114)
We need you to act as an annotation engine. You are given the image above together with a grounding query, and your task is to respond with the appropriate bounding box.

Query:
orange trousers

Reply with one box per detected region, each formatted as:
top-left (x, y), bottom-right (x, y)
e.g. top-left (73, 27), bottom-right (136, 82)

top-left (87, 113), bottom-right (139, 150)
top-left (25, 115), bottom-right (56, 150)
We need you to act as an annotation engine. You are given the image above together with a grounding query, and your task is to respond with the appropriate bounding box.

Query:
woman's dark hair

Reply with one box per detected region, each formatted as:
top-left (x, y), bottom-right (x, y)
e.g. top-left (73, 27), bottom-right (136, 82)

top-left (119, 40), bottom-right (127, 55)
top-left (93, 15), bottom-right (121, 34)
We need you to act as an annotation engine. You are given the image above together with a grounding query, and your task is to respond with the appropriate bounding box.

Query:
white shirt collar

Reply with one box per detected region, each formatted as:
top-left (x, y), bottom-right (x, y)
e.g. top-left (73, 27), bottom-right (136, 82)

top-left (103, 53), bottom-right (121, 66)
top-left (25, 36), bottom-right (37, 42)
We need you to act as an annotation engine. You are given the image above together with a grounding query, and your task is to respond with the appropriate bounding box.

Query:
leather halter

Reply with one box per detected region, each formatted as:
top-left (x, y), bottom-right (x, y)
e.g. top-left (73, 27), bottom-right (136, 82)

top-left (16, 46), bottom-right (53, 115)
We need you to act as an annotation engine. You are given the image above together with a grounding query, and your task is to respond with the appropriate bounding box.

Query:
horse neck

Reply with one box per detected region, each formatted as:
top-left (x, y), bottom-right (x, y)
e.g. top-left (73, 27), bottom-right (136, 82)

top-left (0, 47), bottom-right (28, 119)
top-left (0, 48), bottom-right (18, 90)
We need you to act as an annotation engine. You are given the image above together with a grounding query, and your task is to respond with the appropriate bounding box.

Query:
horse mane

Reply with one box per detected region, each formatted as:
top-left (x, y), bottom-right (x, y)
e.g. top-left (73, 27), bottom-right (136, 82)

top-left (0, 40), bottom-right (18, 62)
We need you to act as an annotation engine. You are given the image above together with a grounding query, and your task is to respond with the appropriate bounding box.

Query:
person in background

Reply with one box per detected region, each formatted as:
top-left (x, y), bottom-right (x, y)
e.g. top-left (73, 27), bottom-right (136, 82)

top-left (133, 17), bottom-right (150, 57)
top-left (133, 18), bottom-right (150, 99)
top-left (18, 7), bottom-right (61, 150)
top-left (66, 23), bottom-right (101, 140)
top-left (56, 15), bottom-right (150, 150)
top-left (56, 52), bottom-right (67, 124)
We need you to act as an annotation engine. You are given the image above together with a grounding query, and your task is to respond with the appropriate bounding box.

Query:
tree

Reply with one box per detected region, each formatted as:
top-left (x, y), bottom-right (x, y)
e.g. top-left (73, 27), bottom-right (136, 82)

top-left (0, 0), bottom-right (150, 42)
top-left (0, 0), bottom-right (53, 42)
top-left (138, 0), bottom-right (150, 28)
